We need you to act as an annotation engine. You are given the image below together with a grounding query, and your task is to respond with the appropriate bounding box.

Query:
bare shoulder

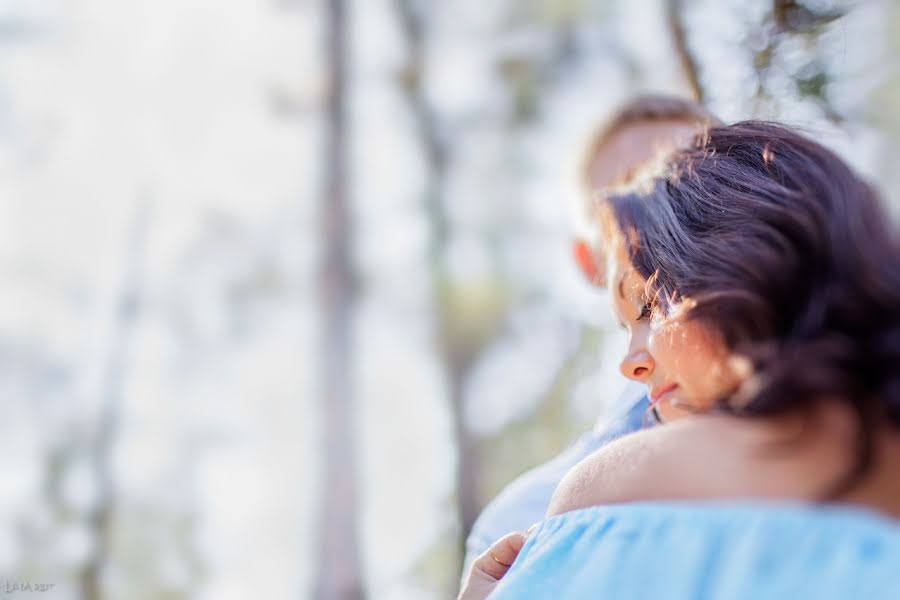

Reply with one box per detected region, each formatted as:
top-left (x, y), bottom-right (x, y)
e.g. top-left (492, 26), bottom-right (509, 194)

top-left (546, 415), bottom-right (781, 517)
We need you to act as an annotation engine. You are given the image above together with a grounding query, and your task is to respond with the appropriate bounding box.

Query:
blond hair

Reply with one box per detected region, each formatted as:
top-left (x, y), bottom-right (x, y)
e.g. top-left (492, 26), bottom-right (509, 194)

top-left (579, 94), bottom-right (721, 194)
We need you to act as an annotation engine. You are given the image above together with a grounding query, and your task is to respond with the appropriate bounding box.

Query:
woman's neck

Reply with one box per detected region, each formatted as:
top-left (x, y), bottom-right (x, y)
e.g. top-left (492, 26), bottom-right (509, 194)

top-left (840, 430), bottom-right (900, 519)
top-left (775, 400), bottom-right (900, 519)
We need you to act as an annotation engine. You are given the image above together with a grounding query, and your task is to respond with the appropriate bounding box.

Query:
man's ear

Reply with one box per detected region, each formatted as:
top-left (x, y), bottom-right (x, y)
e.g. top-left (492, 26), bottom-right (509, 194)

top-left (572, 239), bottom-right (606, 287)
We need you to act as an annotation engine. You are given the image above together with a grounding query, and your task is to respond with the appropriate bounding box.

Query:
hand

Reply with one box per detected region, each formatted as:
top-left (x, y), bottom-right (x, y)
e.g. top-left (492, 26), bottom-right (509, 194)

top-left (457, 531), bottom-right (527, 600)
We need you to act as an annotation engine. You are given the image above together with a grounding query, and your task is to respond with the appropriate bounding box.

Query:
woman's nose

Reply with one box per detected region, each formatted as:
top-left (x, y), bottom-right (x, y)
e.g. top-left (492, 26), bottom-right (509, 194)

top-left (620, 335), bottom-right (654, 381)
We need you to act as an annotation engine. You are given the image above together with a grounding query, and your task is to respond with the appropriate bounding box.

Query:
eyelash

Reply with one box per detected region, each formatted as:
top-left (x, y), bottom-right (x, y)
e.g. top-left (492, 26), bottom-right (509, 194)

top-left (637, 302), bottom-right (653, 321)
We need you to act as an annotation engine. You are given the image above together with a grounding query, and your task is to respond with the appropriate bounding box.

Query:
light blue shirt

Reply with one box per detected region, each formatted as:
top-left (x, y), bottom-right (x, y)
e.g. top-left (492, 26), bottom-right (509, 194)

top-left (491, 501), bottom-right (900, 599)
top-left (462, 391), bottom-right (650, 574)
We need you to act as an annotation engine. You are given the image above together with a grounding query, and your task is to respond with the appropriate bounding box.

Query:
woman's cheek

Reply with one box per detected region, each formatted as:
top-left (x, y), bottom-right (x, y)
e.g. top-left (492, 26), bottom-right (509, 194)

top-left (648, 320), bottom-right (713, 404)
top-left (647, 321), bottom-right (681, 373)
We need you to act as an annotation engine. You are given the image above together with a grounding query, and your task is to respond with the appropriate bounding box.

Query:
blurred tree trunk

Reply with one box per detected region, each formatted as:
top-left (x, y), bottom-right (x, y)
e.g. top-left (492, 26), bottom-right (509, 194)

top-left (665, 0), bottom-right (705, 103)
top-left (313, 0), bottom-right (363, 598)
top-left (80, 199), bottom-right (151, 600)
top-left (394, 0), bottom-right (481, 572)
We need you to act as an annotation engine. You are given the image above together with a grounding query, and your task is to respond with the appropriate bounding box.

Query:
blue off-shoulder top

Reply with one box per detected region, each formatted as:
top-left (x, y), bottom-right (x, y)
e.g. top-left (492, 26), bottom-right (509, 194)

top-left (489, 502), bottom-right (900, 599)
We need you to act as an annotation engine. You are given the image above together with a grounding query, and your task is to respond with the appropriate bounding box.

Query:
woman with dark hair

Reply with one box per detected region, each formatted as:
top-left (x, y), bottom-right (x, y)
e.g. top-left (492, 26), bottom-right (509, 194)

top-left (459, 121), bottom-right (900, 600)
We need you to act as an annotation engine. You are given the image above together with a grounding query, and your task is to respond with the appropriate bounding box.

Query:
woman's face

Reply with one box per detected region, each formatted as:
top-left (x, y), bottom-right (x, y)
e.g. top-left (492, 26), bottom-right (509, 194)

top-left (605, 237), bottom-right (747, 421)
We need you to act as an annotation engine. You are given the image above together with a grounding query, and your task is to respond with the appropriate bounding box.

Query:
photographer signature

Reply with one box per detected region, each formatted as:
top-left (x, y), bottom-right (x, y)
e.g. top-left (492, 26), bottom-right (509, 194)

top-left (4, 580), bottom-right (55, 594)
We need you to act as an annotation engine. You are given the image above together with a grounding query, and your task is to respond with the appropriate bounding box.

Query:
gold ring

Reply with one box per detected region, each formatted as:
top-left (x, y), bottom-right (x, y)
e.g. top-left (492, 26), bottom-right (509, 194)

top-left (489, 547), bottom-right (512, 568)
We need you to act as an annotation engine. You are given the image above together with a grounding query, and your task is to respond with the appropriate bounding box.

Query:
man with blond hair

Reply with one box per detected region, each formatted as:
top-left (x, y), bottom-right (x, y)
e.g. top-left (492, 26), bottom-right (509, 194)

top-left (463, 94), bottom-right (721, 576)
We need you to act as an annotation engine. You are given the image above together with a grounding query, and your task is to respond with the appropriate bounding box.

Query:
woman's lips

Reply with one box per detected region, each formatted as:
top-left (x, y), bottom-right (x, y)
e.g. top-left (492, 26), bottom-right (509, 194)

top-left (649, 384), bottom-right (678, 406)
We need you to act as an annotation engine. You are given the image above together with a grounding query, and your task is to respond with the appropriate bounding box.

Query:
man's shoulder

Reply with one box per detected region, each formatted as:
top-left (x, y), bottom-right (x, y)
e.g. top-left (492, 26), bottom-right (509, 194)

top-left (468, 432), bottom-right (599, 549)
top-left (465, 394), bottom-right (650, 563)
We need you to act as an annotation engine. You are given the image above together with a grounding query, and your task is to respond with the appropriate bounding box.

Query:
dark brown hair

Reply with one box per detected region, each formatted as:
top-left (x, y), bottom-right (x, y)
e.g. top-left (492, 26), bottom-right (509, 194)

top-left (604, 121), bottom-right (900, 495)
top-left (579, 94), bottom-right (722, 193)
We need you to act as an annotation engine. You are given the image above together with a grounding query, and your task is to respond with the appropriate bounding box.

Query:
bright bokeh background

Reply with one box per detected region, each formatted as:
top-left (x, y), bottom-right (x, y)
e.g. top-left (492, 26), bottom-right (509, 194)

top-left (1, 0), bottom-right (899, 598)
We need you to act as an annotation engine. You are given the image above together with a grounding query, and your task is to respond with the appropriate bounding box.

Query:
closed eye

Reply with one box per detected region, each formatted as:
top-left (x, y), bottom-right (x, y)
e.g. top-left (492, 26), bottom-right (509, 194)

top-left (637, 302), bottom-right (652, 321)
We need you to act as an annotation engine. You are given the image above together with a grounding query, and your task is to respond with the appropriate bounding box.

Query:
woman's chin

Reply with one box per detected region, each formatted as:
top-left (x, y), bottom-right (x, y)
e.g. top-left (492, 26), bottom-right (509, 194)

top-left (656, 397), bottom-right (699, 422)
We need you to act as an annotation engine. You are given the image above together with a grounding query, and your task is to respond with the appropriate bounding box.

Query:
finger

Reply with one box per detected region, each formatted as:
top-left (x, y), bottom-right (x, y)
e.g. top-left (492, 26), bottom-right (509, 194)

top-left (473, 531), bottom-right (527, 582)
